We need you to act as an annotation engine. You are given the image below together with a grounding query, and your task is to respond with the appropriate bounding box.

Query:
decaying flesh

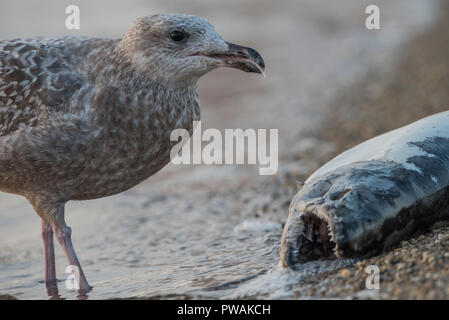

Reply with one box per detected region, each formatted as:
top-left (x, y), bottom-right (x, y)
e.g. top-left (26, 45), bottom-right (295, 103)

top-left (295, 213), bottom-right (336, 262)
top-left (280, 111), bottom-right (449, 267)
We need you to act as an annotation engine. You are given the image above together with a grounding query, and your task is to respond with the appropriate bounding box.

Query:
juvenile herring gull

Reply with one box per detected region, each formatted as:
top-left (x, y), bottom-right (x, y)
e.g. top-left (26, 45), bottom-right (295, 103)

top-left (0, 14), bottom-right (265, 296)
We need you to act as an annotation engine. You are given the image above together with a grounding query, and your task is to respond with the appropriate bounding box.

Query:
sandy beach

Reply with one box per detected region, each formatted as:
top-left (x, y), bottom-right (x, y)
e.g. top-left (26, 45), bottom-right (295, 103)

top-left (0, 0), bottom-right (447, 299)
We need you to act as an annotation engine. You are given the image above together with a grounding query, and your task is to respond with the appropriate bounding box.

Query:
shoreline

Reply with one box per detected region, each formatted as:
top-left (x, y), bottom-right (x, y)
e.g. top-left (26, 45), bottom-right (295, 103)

top-left (297, 0), bottom-right (449, 299)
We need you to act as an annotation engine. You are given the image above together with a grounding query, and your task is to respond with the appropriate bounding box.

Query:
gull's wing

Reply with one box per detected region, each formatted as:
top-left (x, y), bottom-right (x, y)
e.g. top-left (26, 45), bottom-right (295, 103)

top-left (0, 38), bottom-right (90, 137)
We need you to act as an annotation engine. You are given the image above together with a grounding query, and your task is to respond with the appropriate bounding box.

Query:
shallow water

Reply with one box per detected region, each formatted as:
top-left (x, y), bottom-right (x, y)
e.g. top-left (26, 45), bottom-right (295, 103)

top-left (0, 0), bottom-right (439, 299)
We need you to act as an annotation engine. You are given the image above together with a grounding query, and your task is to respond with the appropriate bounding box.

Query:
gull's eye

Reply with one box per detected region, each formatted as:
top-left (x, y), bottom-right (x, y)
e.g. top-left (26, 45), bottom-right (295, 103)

top-left (170, 30), bottom-right (187, 42)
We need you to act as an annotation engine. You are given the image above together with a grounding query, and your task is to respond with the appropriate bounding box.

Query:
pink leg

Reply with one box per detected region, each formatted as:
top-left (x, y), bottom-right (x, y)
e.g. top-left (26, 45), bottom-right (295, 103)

top-left (52, 222), bottom-right (92, 295)
top-left (41, 219), bottom-right (59, 298)
top-left (30, 199), bottom-right (92, 297)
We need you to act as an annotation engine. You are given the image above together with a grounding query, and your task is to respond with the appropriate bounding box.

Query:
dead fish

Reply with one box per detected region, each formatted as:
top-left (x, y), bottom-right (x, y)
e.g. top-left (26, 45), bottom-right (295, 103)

top-left (280, 111), bottom-right (449, 267)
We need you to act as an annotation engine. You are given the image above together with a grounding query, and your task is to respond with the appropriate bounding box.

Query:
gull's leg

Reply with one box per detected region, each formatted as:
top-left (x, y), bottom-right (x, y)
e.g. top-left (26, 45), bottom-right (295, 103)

top-left (52, 210), bottom-right (92, 295)
top-left (29, 198), bottom-right (92, 296)
top-left (41, 219), bottom-right (58, 298)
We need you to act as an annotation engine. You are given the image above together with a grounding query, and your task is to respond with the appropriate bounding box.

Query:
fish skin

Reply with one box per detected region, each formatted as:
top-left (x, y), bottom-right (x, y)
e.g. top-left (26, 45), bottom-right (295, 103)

top-left (280, 112), bottom-right (449, 267)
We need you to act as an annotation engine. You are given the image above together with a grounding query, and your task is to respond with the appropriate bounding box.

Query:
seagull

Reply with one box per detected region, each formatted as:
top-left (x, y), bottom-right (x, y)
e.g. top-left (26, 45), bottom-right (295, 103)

top-left (0, 14), bottom-right (265, 297)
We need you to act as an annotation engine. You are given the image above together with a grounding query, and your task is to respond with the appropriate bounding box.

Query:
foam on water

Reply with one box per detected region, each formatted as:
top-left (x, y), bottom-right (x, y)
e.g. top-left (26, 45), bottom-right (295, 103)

top-left (234, 220), bottom-right (281, 233)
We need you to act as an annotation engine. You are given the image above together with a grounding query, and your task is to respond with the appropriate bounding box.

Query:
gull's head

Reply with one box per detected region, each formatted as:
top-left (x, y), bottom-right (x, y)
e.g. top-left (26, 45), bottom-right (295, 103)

top-left (119, 14), bottom-right (265, 86)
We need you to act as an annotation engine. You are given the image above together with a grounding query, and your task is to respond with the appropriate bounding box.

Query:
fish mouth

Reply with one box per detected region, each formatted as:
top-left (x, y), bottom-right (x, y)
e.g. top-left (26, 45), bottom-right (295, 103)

top-left (294, 213), bottom-right (337, 263)
top-left (193, 42), bottom-right (265, 76)
top-left (280, 153), bottom-right (449, 269)
top-left (280, 206), bottom-right (338, 267)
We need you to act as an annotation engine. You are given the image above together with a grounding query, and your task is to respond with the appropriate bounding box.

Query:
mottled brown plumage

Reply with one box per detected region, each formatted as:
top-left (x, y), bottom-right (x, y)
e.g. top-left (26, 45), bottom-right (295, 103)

top-left (0, 14), bottom-right (264, 297)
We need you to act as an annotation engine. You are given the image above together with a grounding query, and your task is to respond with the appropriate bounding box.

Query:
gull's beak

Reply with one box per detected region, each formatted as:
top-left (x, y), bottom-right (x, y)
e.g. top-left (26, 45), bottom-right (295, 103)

top-left (202, 42), bottom-right (265, 76)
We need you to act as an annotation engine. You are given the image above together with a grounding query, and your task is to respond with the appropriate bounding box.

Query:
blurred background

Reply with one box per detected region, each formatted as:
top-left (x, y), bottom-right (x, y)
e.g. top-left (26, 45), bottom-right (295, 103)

top-left (1, 0), bottom-right (449, 299)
